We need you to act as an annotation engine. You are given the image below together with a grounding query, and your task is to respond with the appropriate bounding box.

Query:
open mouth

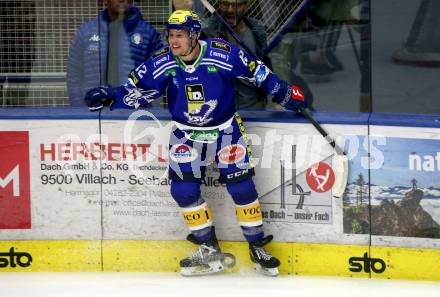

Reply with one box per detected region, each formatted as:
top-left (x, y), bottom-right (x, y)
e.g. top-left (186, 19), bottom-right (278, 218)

top-left (225, 15), bottom-right (237, 24)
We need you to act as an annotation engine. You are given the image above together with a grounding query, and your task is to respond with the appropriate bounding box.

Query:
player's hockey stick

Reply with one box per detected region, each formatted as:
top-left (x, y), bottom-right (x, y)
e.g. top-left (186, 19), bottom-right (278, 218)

top-left (199, 0), bottom-right (348, 198)
top-left (299, 108), bottom-right (348, 198)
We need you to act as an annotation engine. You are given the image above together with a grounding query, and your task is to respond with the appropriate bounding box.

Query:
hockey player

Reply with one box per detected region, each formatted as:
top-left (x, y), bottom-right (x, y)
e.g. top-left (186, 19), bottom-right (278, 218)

top-left (85, 10), bottom-right (309, 276)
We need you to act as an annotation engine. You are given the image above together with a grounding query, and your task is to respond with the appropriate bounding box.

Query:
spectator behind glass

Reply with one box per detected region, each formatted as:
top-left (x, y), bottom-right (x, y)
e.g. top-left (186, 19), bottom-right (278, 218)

top-left (172, 0), bottom-right (206, 17)
top-left (172, 0), bottom-right (194, 10)
top-left (67, 0), bottom-right (163, 106)
top-left (298, 0), bottom-right (361, 82)
top-left (202, 0), bottom-right (269, 109)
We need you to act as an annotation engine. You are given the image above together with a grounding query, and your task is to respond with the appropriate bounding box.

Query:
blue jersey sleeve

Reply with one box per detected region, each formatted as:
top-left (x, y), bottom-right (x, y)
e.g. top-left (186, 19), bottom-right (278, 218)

top-left (111, 48), bottom-right (172, 109)
top-left (228, 44), bottom-right (291, 103)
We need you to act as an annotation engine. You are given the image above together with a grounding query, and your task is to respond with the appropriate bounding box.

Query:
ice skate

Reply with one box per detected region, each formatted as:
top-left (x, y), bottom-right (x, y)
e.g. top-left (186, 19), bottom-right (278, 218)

top-left (249, 235), bottom-right (280, 276)
top-left (180, 234), bottom-right (236, 276)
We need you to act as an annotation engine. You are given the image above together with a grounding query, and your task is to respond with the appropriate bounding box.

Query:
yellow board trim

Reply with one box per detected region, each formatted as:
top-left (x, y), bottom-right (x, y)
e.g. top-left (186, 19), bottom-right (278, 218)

top-left (0, 240), bottom-right (101, 272)
top-left (1, 240), bottom-right (439, 281)
top-left (371, 246), bottom-right (440, 281)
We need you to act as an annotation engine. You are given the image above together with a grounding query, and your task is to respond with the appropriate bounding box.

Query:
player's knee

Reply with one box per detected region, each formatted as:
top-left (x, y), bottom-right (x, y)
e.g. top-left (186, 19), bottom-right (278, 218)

top-left (170, 180), bottom-right (201, 207)
top-left (226, 178), bottom-right (258, 205)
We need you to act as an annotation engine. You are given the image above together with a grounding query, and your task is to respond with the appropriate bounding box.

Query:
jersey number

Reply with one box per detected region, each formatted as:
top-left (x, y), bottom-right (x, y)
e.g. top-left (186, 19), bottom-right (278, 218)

top-left (239, 50), bottom-right (248, 66)
top-left (136, 64), bottom-right (147, 79)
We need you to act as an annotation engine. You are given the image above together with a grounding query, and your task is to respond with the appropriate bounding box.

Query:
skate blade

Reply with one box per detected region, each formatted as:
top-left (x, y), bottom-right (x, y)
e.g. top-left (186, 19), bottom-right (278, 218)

top-left (181, 260), bottom-right (225, 277)
top-left (253, 263), bottom-right (279, 277)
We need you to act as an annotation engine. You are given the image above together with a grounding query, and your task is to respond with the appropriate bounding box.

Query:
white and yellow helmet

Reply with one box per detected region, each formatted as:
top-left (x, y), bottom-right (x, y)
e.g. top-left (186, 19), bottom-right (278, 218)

top-left (166, 10), bottom-right (202, 34)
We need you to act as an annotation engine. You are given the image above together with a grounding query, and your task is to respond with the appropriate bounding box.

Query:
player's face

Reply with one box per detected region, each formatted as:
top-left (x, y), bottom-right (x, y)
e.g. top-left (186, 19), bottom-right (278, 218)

top-left (219, 0), bottom-right (248, 27)
top-left (168, 29), bottom-right (192, 56)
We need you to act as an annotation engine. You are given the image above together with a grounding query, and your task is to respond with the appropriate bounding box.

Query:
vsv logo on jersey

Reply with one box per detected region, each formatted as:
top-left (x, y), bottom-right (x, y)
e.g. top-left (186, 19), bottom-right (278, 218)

top-left (0, 132), bottom-right (31, 229)
top-left (123, 88), bottom-right (143, 107)
top-left (184, 100), bottom-right (218, 126)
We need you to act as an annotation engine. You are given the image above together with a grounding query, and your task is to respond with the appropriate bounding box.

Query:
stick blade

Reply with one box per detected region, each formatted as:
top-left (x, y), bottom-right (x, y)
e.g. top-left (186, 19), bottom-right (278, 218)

top-left (332, 154), bottom-right (348, 198)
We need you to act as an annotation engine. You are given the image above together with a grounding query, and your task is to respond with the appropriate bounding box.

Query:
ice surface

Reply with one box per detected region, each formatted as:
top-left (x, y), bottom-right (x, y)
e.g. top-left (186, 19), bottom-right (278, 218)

top-left (1, 272), bottom-right (439, 297)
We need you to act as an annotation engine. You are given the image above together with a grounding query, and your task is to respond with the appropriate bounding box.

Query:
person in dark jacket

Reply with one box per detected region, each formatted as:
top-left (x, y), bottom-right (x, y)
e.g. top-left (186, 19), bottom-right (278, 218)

top-left (67, 0), bottom-right (162, 106)
top-left (202, 0), bottom-right (269, 109)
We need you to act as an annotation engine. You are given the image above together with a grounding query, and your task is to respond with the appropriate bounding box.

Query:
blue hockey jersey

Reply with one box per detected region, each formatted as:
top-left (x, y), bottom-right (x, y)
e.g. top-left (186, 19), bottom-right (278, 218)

top-left (112, 38), bottom-right (292, 127)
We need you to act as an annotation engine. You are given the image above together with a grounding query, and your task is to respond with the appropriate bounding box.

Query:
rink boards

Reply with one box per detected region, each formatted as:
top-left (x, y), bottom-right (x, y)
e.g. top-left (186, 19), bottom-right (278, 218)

top-left (0, 111), bottom-right (440, 280)
top-left (1, 239), bottom-right (439, 281)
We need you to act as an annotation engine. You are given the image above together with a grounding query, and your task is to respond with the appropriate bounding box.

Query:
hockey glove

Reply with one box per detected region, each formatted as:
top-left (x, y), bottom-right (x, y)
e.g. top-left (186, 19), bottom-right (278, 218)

top-left (84, 86), bottom-right (114, 112)
top-left (277, 85), bottom-right (308, 111)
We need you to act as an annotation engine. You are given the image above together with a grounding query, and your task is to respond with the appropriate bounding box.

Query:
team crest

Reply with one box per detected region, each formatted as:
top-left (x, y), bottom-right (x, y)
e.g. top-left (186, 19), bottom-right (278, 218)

top-left (131, 33), bottom-right (142, 45)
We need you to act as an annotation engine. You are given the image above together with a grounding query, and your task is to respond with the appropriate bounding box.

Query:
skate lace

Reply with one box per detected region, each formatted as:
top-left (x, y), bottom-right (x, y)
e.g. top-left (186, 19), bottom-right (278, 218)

top-left (189, 244), bottom-right (218, 261)
top-left (254, 247), bottom-right (272, 261)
